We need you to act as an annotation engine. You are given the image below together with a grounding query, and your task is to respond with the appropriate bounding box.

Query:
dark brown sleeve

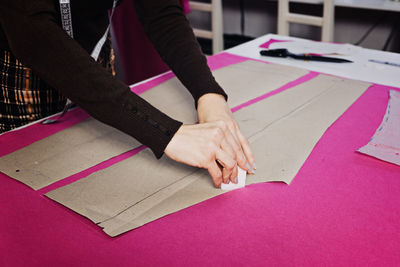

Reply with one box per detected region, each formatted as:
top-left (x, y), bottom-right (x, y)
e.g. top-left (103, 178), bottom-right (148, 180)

top-left (0, 0), bottom-right (182, 158)
top-left (133, 0), bottom-right (228, 106)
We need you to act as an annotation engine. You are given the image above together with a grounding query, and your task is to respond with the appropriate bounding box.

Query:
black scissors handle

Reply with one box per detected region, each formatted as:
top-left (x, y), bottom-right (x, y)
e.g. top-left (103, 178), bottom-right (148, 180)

top-left (260, 49), bottom-right (290, 58)
top-left (260, 49), bottom-right (353, 63)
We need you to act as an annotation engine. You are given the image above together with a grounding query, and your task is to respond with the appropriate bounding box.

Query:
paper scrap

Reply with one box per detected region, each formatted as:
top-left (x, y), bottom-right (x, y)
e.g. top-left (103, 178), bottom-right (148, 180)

top-left (221, 167), bottom-right (247, 191)
top-left (358, 90), bottom-right (400, 165)
top-left (46, 73), bottom-right (370, 236)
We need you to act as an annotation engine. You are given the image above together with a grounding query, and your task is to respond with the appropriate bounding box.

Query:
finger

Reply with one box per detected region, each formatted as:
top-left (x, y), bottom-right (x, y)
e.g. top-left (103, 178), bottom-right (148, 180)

top-left (208, 161), bottom-right (223, 188)
top-left (220, 139), bottom-right (235, 160)
top-left (218, 158), bottom-right (237, 184)
top-left (224, 123), bottom-right (249, 172)
top-left (218, 159), bottom-right (234, 184)
top-left (222, 167), bottom-right (231, 184)
top-left (216, 149), bottom-right (236, 184)
top-left (230, 165), bottom-right (238, 184)
top-left (236, 129), bottom-right (256, 170)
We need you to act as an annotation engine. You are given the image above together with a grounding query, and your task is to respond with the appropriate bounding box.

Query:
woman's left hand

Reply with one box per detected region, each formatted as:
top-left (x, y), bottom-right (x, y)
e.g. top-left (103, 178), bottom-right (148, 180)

top-left (197, 93), bottom-right (256, 174)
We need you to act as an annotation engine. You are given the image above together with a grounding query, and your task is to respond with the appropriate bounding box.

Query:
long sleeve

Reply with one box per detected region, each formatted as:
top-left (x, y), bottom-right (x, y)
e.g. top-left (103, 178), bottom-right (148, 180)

top-left (0, 0), bottom-right (182, 158)
top-left (133, 0), bottom-right (228, 105)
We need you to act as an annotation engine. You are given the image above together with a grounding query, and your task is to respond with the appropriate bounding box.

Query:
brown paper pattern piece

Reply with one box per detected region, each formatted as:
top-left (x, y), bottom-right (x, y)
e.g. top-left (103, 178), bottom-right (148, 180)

top-left (47, 73), bottom-right (370, 236)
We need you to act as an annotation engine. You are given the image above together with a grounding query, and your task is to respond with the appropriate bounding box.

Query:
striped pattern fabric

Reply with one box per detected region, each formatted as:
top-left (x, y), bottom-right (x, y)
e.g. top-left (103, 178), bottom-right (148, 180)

top-left (0, 37), bottom-right (115, 133)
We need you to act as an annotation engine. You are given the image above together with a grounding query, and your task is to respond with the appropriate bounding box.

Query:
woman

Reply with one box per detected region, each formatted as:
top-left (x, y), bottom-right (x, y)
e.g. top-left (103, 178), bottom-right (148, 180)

top-left (0, 0), bottom-right (255, 187)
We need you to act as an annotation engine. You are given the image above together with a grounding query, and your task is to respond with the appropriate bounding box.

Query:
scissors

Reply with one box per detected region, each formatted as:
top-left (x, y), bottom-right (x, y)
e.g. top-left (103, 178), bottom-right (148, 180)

top-left (260, 48), bottom-right (353, 63)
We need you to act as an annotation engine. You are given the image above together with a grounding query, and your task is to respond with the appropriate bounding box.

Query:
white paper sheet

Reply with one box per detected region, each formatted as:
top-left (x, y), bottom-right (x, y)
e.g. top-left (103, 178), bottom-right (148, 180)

top-left (227, 34), bottom-right (400, 88)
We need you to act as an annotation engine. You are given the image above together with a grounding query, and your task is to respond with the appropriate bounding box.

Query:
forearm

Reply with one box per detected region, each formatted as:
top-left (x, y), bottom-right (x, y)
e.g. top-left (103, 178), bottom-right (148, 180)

top-left (133, 0), bottom-right (228, 106)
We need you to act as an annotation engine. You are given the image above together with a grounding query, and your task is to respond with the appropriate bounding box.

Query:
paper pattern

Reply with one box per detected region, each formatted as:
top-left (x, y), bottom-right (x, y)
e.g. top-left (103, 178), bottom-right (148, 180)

top-left (358, 90), bottom-right (400, 165)
top-left (0, 118), bottom-right (141, 190)
top-left (46, 72), bottom-right (370, 236)
top-left (0, 60), bottom-right (307, 190)
top-left (138, 60), bottom-right (308, 123)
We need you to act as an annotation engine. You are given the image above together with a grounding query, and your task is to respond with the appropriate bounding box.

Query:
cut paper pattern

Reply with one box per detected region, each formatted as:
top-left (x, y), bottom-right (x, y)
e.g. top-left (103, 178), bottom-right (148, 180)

top-left (0, 60), bottom-right (307, 190)
top-left (358, 90), bottom-right (400, 165)
top-left (138, 60), bottom-right (308, 124)
top-left (0, 118), bottom-right (141, 190)
top-left (46, 74), bottom-right (370, 236)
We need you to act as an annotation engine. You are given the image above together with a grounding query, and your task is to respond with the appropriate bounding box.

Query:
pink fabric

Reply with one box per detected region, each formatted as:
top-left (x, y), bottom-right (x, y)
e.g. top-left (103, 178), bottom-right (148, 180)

top-left (132, 53), bottom-right (251, 95)
top-left (131, 72), bottom-right (176, 95)
top-left (181, 0), bottom-right (191, 13)
top-left (259, 39), bottom-right (339, 56)
top-left (1, 54), bottom-right (400, 265)
top-left (259, 38), bottom-right (291, 49)
top-left (0, 109), bottom-right (89, 157)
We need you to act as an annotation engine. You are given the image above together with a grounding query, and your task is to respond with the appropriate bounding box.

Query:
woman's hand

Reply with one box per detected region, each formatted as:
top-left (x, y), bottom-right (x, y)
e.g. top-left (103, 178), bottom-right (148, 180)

top-left (197, 93), bottom-right (256, 174)
top-left (164, 122), bottom-right (240, 188)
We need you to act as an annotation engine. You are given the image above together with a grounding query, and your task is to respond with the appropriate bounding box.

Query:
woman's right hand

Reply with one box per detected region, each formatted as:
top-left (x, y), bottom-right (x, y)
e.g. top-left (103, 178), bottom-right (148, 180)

top-left (164, 121), bottom-right (241, 188)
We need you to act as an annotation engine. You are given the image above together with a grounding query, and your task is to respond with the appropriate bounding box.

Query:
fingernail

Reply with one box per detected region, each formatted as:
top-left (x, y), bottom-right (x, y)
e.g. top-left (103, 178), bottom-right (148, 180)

top-left (246, 162), bottom-right (255, 174)
top-left (225, 180), bottom-right (230, 184)
top-left (235, 177), bottom-right (238, 184)
top-left (252, 162), bottom-right (257, 170)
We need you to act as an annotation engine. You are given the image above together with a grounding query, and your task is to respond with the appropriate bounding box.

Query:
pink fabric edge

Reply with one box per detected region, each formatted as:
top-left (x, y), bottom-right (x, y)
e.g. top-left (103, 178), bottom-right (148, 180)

top-left (131, 53), bottom-right (270, 96)
top-left (259, 39), bottom-right (329, 56)
top-left (37, 146), bottom-right (146, 195)
top-left (182, 0), bottom-right (191, 13)
top-left (259, 39), bottom-right (292, 49)
top-left (1, 52), bottom-right (316, 194)
top-left (231, 71), bottom-right (319, 113)
top-left (0, 108), bottom-right (90, 157)
top-left (131, 72), bottom-right (175, 95)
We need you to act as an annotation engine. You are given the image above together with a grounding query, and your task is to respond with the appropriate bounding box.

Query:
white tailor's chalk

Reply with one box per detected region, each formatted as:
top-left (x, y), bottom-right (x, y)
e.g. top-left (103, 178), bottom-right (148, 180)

top-left (221, 167), bottom-right (247, 191)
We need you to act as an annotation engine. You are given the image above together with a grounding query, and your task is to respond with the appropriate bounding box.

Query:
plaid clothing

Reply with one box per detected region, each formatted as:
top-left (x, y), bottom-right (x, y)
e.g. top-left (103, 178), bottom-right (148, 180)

top-left (0, 38), bottom-right (115, 133)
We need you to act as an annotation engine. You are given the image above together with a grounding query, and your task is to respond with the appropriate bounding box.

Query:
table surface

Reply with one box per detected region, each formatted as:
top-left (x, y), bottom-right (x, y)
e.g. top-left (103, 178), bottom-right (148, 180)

top-left (266, 0), bottom-right (400, 12)
top-left (227, 34), bottom-right (400, 88)
top-left (1, 38), bottom-right (400, 266)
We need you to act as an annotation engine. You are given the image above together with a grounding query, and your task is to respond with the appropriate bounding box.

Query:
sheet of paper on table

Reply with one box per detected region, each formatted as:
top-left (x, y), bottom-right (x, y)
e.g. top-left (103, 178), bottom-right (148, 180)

top-left (46, 69), bottom-right (370, 237)
top-left (0, 60), bottom-right (307, 190)
top-left (358, 90), bottom-right (400, 165)
top-left (227, 34), bottom-right (400, 88)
